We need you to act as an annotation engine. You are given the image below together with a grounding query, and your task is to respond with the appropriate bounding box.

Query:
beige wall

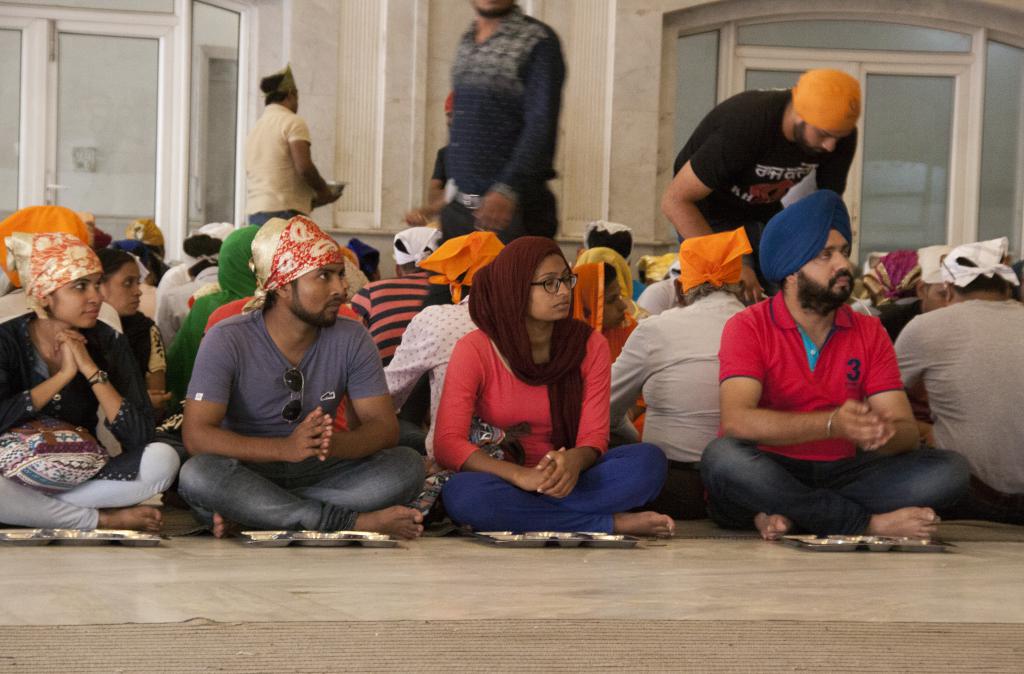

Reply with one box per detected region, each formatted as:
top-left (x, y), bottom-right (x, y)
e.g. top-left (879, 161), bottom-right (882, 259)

top-left (260, 0), bottom-right (1024, 274)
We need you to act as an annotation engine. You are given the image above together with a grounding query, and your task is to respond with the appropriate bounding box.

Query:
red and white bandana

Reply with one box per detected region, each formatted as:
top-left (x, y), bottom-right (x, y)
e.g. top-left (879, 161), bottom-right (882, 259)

top-left (244, 215), bottom-right (343, 312)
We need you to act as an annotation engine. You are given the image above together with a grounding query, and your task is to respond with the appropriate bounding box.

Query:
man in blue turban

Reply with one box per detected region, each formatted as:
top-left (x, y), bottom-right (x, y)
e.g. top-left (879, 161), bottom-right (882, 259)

top-left (700, 189), bottom-right (969, 541)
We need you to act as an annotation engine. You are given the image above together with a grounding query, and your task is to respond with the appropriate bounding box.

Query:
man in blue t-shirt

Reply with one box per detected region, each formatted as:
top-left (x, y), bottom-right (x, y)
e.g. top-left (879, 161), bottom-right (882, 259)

top-left (178, 216), bottom-right (425, 539)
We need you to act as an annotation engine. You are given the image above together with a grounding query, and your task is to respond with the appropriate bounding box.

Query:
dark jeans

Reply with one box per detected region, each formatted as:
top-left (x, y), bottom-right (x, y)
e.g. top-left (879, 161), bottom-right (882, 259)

top-left (701, 437), bottom-right (969, 535)
top-left (942, 476), bottom-right (1024, 526)
top-left (440, 184), bottom-right (558, 244)
top-left (644, 461), bottom-right (708, 520)
top-left (442, 443), bottom-right (667, 533)
top-left (178, 447), bottom-right (425, 532)
top-left (248, 209), bottom-right (304, 227)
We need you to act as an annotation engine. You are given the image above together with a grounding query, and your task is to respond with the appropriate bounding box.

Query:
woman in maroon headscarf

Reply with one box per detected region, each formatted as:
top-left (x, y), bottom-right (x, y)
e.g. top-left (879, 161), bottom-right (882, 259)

top-left (433, 237), bottom-right (672, 535)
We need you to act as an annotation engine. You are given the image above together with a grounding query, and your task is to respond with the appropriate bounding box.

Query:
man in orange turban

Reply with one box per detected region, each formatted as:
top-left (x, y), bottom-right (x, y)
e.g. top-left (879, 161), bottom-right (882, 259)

top-left (662, 68), bottom-right (860, 305)
top-left (608, 227), bottom-right (751, 521)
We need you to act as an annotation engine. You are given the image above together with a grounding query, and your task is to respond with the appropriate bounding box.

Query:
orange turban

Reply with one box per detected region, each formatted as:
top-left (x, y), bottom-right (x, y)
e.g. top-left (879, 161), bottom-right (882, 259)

top-left (419, 232), bottom-right (504, 303)
top-left (792, 69), bottom-right (861, 134)
top-left (678, 228), bottom-right (752, 292)
top-left (0, 206), bottom-right (90, 288)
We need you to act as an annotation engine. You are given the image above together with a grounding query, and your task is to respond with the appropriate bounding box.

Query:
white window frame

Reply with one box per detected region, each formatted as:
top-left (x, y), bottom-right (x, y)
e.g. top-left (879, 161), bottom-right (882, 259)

top-left (0, 0), bottom-right (252, 259)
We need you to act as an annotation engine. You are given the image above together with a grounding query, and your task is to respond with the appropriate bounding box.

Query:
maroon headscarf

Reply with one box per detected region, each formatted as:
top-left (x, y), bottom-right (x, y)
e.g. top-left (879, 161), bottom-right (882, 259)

top-left (469, 237), bottom-right (593, 451)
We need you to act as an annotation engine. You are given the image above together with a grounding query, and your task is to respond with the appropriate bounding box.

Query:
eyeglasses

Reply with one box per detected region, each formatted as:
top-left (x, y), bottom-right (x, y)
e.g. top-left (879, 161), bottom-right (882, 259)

top-left (281, 367), bottom-right (304, 422)
top-left (529, 273), bottom-right (578, 295)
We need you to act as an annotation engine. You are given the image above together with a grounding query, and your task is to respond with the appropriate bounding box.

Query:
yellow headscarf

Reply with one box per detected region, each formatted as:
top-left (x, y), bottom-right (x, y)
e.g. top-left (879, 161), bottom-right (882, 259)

top-left (126, 218), bottom-right (164, 248)
top-left (575, 246), bottom-right (633, 304)
top-left (637, 252), bottom-right (676, 284)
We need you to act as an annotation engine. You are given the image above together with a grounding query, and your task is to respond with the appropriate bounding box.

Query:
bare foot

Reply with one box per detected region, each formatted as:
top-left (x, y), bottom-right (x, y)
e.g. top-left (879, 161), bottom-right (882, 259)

top-left (211, 512), bottom-right (241, 539)
top-left (354, 506), bottom-right (424, 540)
top-left (97, 505), bottom-right (162, 533)
top-left (867, 507), bottom-right (939, 539)
top-left (754, 512), bottom-right (792, 541)
top-left (612, 511), bottom-right (675, 537)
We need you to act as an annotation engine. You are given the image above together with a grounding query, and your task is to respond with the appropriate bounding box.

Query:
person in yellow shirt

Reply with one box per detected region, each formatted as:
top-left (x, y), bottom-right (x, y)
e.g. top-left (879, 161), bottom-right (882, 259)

top-left (245, 65), bottom-right (341, 226)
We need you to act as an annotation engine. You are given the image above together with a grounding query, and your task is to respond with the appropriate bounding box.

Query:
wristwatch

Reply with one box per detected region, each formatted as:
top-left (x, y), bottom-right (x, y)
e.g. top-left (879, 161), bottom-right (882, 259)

top-left (87, 370), bottom-right (110, 386)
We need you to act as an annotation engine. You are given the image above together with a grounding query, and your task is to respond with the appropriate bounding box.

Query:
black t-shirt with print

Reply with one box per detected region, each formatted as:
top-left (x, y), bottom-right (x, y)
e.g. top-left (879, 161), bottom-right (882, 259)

top-left (673, 89), bottom-right (857, 229)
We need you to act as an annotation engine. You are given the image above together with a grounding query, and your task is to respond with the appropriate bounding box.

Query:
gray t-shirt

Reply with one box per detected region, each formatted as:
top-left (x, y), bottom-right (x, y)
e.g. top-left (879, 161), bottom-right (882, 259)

top-left (896, 299), bottom-right (1024, 494)
top-left (187, 311), bottom-right (388, 438)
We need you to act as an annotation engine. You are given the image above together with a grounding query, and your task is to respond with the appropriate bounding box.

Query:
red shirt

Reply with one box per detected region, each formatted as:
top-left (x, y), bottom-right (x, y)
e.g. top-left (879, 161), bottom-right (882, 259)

top-left (350, 271), bottom-right (432, 364)
top-left (434, 329), bottom-right (611, 470)
top-left (718, 293), bottom-right (904, 461)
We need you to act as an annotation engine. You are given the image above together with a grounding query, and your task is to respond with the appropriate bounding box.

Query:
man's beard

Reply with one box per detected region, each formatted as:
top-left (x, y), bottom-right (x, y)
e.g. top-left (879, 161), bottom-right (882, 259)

top-left (796, 269), bottom-right (853, 315)
top-left (290, 295), bottom-right (339, 328)
top-left (793, 121), bottom-right (826, 156)
top-left (476, 2), bottom-right (515, 19)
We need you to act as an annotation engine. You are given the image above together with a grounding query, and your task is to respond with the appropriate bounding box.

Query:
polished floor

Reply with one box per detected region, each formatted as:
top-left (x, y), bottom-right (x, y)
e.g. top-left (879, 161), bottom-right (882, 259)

top-left (2, 534), bottom-right (1022, 626)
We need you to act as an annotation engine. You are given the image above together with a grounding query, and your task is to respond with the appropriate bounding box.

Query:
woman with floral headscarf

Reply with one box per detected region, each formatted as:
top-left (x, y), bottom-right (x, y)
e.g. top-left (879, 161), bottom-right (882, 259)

top-left (0, 233), bottom-right (180, 531)
top-left (434, 237), bottom-right (673, 536)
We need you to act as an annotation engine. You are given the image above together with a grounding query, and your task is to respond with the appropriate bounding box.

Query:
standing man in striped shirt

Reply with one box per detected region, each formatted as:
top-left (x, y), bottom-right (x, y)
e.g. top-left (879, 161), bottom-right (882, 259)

top-left (351, 228), bottom-right (443, 366)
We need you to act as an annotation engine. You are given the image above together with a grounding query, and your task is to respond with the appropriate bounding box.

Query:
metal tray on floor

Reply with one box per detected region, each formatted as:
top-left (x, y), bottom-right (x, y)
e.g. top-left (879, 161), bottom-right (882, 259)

top-left (473, 531), bottom-right (639, 548)
top-left (0, 528), bottom-right (160, 546)
top-left (781, 535), bottom-right (951, 553)
top-left (240, 530), bottom-right (398, 548)
top-left (0, 529), bottom-right (52, 546)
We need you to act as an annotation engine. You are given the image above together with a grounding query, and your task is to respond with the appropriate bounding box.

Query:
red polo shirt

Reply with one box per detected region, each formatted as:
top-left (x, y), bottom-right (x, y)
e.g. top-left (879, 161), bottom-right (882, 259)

top-left (718, 293), bottom-right (904, 461)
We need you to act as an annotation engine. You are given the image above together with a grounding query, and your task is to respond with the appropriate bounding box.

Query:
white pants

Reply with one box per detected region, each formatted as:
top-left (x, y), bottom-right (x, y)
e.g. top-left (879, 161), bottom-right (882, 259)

top-left (0, 442), bottom-right (180, 529)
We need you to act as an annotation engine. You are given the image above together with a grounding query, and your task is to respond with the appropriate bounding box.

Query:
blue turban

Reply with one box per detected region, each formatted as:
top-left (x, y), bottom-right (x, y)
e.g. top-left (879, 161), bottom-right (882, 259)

top-left (346, 237), bottom-right (380, 277)
top-left (758, 190), bottom-right (852, 283)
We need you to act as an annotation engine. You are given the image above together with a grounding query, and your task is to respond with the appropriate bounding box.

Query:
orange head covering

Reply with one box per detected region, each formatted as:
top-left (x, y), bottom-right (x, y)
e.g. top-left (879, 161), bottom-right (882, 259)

top-left (419, 232), bottom-right (504, 303)
top-left (444, 91), bottom-right (454, 114)
top-left (0, 206), bottom-right (90, 288)
top-left (678, 228), bottom-right (753, 293)
top-left (5, 232), bottom-right (102, 317)
top-left (792, 69), bottom-right (861, 134)
top-left (572, 261), bottom-right (636, 362)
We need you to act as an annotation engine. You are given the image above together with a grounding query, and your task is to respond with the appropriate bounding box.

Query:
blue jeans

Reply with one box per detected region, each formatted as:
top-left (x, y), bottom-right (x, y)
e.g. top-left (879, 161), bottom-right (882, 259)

top-left (442, 443), bottom-right (667, 533)
top-left (701, 437), bottom-right (969, 535)
top-left (178, 446), bottom-right (424, 531)
top-left (248, 209), bottom-right (304, 227)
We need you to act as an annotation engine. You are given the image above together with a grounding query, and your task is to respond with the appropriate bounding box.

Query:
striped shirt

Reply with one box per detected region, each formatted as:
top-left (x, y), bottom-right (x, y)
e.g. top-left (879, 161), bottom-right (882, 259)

top-left (351, 271), bottom-right (432, 365)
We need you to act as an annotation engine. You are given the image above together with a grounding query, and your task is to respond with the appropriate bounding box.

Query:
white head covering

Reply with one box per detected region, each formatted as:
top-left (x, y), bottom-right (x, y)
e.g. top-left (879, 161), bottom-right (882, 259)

top-left (941, 237), bottom-right (1019, 288)
top-left (393, 227), bottom-right (442, 266)
top-left (197, 222), bottom-right (236, 241)
top-left (917, 244), bottom-right (953, 285)
top-left (583, 220), bottom-right (632, 248)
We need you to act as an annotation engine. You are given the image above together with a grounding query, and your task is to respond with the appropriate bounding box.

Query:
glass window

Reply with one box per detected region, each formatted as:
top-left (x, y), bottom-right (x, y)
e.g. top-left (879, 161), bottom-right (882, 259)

top-left (860, 74), bottom-right (955, 256)
top-left (675, 31), bottom-right (718, 150)
top-left (978, 41), bottom-right (1024, 254)
top-left (738, 20), bottom-right (971, 53)
top-left (56, 33), bottom-right (159, 230)
top-left (18, 0), bottom-right (174, 12)
top-left (744, 69), bottom-right (800, 92)
top-left (188, 0), bottom-right (241, 231)
top-left (0, 29), bottom-right (20, 220)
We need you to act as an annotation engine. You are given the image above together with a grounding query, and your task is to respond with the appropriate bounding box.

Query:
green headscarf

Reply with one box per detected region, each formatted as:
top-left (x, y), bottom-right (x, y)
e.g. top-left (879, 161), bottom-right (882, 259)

top-left (167, 226), bottom-right (258, 402)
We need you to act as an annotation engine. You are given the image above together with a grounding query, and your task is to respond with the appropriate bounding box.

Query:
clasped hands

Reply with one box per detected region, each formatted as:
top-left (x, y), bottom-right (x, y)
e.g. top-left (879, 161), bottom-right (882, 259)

top-left (512, 447), bottom-right (585, 499)
top-left (283, 407), bottom-right (333, 463)
top-left (832, 400), bottom-right (896, 451)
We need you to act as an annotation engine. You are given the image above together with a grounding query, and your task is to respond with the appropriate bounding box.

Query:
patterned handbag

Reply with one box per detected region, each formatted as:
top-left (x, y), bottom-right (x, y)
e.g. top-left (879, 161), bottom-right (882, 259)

top-left (0, 417), bottom-right (109, 494)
